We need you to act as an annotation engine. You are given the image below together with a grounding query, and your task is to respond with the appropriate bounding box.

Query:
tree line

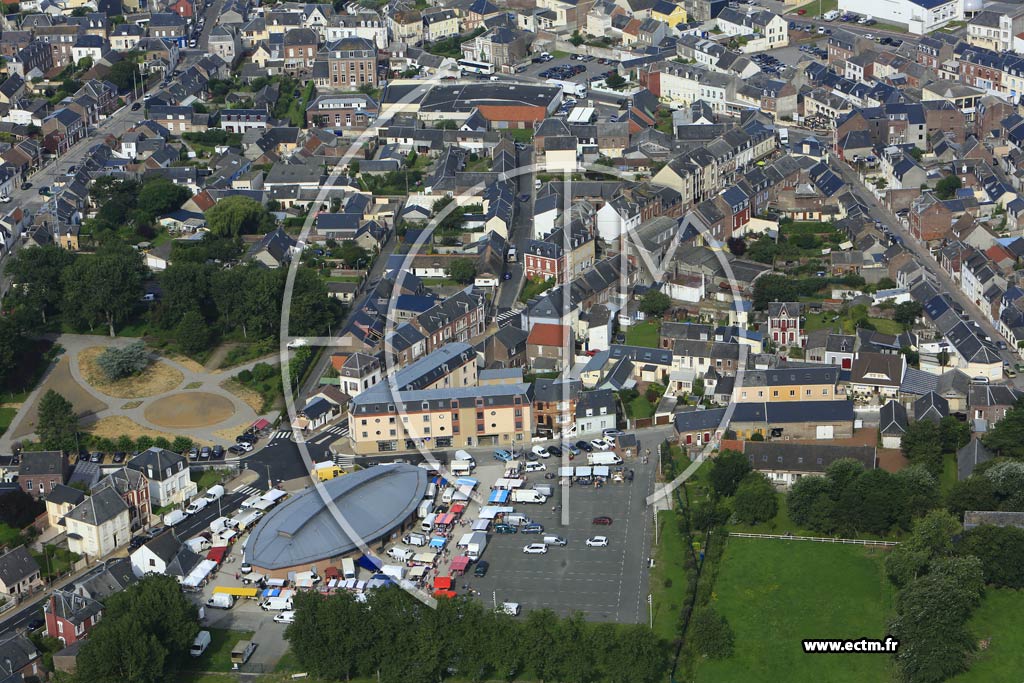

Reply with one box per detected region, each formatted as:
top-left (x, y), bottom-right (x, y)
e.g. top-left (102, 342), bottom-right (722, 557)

top-left (286, 587), bottom-right (670, 683)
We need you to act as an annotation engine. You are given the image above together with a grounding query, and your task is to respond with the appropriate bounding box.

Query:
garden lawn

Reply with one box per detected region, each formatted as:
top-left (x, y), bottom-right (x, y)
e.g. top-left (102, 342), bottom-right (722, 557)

top-left (625, 320), bottom-right (660, 348)
top-left (803, 312), bottom-right (903, 336)
top-left (650, 509), bottom-right (689, 641)
top-left (951, 588), bottom-right (1024, 682)
top-left (696, 539), bottom-right (895, 683)
top-left (0, 407), bottom-right (14, 436)
top-left (628, 396), bottom-right (655, 419)
top-left (182, 629), bottom-right (254, 673)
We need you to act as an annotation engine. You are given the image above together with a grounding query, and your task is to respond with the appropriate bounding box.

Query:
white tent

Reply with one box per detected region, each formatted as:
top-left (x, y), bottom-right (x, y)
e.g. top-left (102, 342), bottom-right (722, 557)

top-left (181, 559), bottom-right (217, 588)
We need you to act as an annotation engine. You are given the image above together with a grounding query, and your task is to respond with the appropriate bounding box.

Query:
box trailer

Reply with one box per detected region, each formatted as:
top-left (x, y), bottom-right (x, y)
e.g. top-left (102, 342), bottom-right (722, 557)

top-left (464, 531), bottom-right (488, 560)
top-left (231, 640), bottom-right (257, 669)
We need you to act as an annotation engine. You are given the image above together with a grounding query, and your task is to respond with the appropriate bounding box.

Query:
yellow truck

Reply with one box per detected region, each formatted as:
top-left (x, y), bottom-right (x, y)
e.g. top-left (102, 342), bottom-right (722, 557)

top-left (312, 461), bottom-right (346, 481)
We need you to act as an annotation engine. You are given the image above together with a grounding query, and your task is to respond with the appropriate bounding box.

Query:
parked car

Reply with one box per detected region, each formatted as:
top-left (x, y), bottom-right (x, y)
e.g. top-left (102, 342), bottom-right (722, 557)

top-left (590, 439), bottom-right (612, 451)
top-left (113, 452), bottom-right (126, 463)
top-left (494, 523), bottom-right (517, 534)
top-left (228, 445), bottom-right (244, 455)
top-left (531, 445), bottom-right (548, 457)
top-left (522, 543), bottom-right (548, 554)
top-left (237, 442), bottom-right (253, 452)
top-left (90, 452), bottom-right (104, 463)
top-left (522, 524), bottom-right (544, 534)
top-left (586, 536), bottom-right (609, 547)
top-left (575, 440), bottom-right (594, 453)
top-left (602, 429), bottom-right (625, 438)
top-left (494, 449), bottom-right (514, 462)
top-left (199, 446), bottom-right (212, 460)
top-left (546, 445), bottom-right (562, 457)
top-left (212, 445), bottom-right (224, 459)
top-left (474, 560), bottom-right (490, 577)
top-left (592, 516), bottom-right (613, 525)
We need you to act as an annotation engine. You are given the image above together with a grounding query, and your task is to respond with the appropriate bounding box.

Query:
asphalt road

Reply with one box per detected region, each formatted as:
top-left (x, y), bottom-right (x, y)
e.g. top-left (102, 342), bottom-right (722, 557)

top-left (495, 146), bottom-right (533, 310)
top-left (241, 436), bottom-right (335, 488)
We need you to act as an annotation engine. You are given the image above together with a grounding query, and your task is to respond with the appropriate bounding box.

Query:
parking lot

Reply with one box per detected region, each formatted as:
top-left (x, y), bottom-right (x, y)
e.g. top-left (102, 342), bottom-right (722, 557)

top-left (465, 453), bottom-right (656, 623)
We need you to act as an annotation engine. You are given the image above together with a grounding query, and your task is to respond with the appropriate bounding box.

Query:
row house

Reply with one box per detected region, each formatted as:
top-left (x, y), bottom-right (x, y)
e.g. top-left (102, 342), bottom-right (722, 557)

top-left (283, 28), bottom-right (319, 76)
top-left (9, 40), bottom-right (53, 78)
top-left (220, 109), bottom-right (270, 134)
top-left (422, 9), bottom-right (459, 42)
top-left (347, 382), bottom-right (533, 454)
top-left (327, 12), bottom-right (388, 49)
top-left (523, 221), bottom-right (596, 284)
top-left (149, 105), bottom-right (206, 134)
top-left (41, 108), bottom-right (86, 156)
top-left (35, 25), bottom-right (80, 66)
top-left (305, 93), bottom-right (377, 131)
top-left (411, 289), bottom-right (486, 356)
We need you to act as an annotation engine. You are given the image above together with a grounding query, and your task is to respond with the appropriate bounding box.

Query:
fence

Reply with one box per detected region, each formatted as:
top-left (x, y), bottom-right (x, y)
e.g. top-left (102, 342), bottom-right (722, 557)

top-left (728, 532), bottom-right (899, 547)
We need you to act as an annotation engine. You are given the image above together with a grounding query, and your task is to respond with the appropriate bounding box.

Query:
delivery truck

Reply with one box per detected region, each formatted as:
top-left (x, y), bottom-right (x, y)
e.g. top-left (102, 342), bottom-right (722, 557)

top-left (259, 596), bottom-right (293, 611)
top-left (511, 489), bottom-right (548, 504)
top-left (545, 78), bottom-right (587, 97)
top-left (206, 593), bottom-right (235, 609)
top-left (464, 531), bottom-right (488, 560)
top-left (164, 509), bottom-right (188, 526)
top-left (587, 453), bottom-right (623, 466)
top-left (204, 485), bottom-right (225, 502)
top-left (209, 516), bottom-right (229, 534)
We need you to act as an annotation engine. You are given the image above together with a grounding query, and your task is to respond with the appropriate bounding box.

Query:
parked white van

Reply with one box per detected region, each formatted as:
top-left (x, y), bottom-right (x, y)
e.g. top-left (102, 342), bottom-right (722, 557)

top-left (420, 512), bottom-right (437, 532)
top-left (190, 631), bottom-right (211, 657)
top-left (342, 557), bottom-right (357, 580)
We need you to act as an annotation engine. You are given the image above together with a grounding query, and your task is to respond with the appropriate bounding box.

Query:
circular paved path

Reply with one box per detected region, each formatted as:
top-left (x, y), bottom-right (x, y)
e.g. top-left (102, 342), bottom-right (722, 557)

top-left (0, 334), bottom-right (279, 448)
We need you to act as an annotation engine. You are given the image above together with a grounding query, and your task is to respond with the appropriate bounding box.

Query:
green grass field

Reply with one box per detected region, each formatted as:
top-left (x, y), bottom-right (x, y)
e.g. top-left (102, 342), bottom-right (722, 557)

top-left (952, 588), bottom-right (1024, 682)
top-left (182, 629), bottom-right (254, 674)
top-left (0, 407), bottom-right (14, 436)
top-left (650, 509), bottom-right (689, 641)
top-left (804, 312), bottom-right (903, 336)
top-left (696, 539), bottom-right (895, 683)
top-left (625, 320), bottom-right (660, 347)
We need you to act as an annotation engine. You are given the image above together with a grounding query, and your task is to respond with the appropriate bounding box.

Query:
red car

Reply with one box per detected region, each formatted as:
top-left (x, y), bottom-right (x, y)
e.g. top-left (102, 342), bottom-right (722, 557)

top-left (796, 8), bottom-right (806, 14)
top-left (584, 349), bottom-right (601, 357)
top-left (592, 516), bottom-right (613, 526)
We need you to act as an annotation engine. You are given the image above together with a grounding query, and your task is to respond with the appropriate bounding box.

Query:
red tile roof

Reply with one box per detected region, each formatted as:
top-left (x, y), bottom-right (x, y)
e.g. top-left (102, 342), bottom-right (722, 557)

top-left (527, 323), bottom-right (568, 347)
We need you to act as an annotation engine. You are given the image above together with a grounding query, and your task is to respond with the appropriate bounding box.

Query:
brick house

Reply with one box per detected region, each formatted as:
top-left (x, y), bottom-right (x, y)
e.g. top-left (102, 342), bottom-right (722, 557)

top-left (282, 27), bottom-right (318, 76)
top-left (526, 323), bottom-right (570, 366)
top-left (533, 378), bottom-right (580, 436)
top-left (18, 451), bottom-right (69, 499)
top-left (41, 108), bottom-right (86, 156)
top-left (44, 589), bottom-right (102, 646)
top-left (325, 37), bottom-right (377, 88)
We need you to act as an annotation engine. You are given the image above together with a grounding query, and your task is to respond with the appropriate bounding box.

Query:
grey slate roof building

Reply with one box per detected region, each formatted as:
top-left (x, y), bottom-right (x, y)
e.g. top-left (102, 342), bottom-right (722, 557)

top-left (245, 463), bottom-right (427, 572)
top-left (913, 391), bottom-right (949, 423)
top-left (744, 442), bottom-right (876, 474)
top-left (65, 488), bottom-right (129, 528)
top-left (74, 557), bottom-right (138, 601)
top-left (879, 399), bottom-right (908, 439)
top-left (957, 438), bottom-right (993, 481)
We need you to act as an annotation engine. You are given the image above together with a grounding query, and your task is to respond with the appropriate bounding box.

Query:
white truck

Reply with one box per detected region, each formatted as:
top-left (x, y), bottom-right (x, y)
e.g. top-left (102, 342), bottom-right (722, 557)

top-left (185, 537), bottom-right (211, 554)
top-left (511, 489), bottom-right (548, 504)
top-left (587, 453), bottom-right (623, 466)
top-left (450, 459), bottom-right (473, 476)
top-left (164, 509), bottom-right (188, 526)
top-left (545, 78), bottom-right (587, 98)
top-left (210, 516), bottom-right (229, 534)
top-left (464, 531), bottom-right (488, 560)
top-left (204, 485), bottom-right (225, 502)
top-left (259, 596), bottom-right (293, 611)
top-left (206, 593), bottom-right (235, 609)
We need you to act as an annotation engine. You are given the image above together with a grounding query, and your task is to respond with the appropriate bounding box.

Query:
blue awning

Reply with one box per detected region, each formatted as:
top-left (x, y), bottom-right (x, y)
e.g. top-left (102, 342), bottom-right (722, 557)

top-left (488, 489), bottom-right (509, 503)
top-left (356, 554), bottom-right (383, 571)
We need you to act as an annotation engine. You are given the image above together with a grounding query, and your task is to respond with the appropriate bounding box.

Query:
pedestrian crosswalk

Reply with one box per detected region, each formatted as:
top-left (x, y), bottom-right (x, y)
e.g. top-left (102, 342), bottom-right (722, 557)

top-left (334, 453), bottom-right (356, 469)
top-left (232, 485), bottom-right (262, 497)
top-left (271, 430), bottom-right (292, 441)
top-left (324, 424), bottom-right (349, 437)
top-left (496, 309), bottom-right (519, 328)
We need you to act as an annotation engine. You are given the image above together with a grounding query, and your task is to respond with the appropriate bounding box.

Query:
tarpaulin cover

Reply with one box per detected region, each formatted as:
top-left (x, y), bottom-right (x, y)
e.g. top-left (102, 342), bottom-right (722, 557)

top-left (434, 576), bottom-right (453, 590)
top-left (576, 466), bottom-right (593, 476)
top-left (471, 519), bottom-right (490, 531)
top-left (206, 546), bottom-right (227, 563)
top-left (436, 513), bottom-right (456, 526)
top-left (434, 589), bottom-right (457, 599)
top-left (558, 467), bottom-right (574, 477)
top-left (357, 554), bottom-right (383, 571)
top-left (450, 556), bottom-right (470, 571)
top-left (455, 477), bottom-right (478, 488)
top-left (488, 490), bottom-right (509, 503)
top-left (593, 466), bottom-right (610, 477)
top-left (253, 418), bottom-right (270, 430)
top-left (429, 536), bottom-right (446, 549)
top-left (450, 503), bottom-right (466, 515)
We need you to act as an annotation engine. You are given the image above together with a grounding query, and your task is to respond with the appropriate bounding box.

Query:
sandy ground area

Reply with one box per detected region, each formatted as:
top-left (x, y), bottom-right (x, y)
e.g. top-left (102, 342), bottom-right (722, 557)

top-left (11, 356), bottom-right (108, 440)
top-left (220, 379), bottom-right (264, 412)
top-left (79, 346), bottom-right (184, 399)
top-left (144, 392), bottom-right (235, 429)
top-left (85, 416), bottom-right (187, 443)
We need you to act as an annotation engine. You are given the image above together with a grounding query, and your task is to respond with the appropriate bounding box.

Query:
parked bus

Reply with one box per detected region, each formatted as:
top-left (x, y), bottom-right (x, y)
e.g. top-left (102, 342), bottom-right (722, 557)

top-left (458, 59), bottom-right (495, 75)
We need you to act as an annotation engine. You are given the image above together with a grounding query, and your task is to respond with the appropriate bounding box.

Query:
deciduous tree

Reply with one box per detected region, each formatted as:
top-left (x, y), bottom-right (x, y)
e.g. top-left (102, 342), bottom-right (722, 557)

top-left (708, 449), bottom-right (751, 498)
top-left (732, 472), bottom-right (777, 524)
top-left (37, 390), bottom-right (78, 453)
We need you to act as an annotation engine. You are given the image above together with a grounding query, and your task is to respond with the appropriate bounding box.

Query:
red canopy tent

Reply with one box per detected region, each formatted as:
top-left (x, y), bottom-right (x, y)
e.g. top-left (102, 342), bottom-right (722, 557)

top-left (206, 546), bottom-right (227, 564)
top-left (450, 503), bottom-right (466, 516)
top-left (433, 576), bottom-right (453, 591)
top-left (252, 418), bottom-right (270, 430)
top-left (324, 566), bottom-right (341, 580)
top-left (450, 556), bottom-right (470, 575)
top-left (433, 590), bottom-right (457, 599)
